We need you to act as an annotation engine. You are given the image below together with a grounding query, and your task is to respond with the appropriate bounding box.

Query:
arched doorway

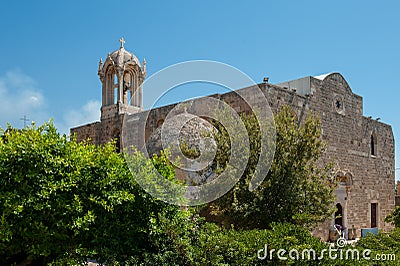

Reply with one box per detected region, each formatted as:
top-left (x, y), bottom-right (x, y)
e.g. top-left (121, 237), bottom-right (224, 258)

top-left (335, 203), bottom-right (343, 226)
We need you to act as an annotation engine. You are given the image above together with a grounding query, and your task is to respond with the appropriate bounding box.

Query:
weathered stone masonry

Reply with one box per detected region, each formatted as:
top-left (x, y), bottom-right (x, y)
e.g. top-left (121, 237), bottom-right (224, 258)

top-left (71, 42), bottom-right (395, 241)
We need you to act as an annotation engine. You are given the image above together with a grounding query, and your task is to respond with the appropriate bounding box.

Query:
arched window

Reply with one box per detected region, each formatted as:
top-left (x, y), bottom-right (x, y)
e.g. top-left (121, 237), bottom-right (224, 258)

top-left (371, 133), bottom-right (377, 156)
top-left (114, 87), bottom-right (118, 104)
top-left (333, 171), bottom-right (353, 186)
top-left (127, 90), bottom-right (131, 106)
top-left (113, 73), bottom-right (119, 104)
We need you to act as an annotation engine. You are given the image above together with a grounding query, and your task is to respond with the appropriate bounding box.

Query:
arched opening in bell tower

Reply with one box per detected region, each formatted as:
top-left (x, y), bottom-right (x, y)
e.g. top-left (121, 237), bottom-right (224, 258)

top-left (98, 38), bottom-right (147, 120)
top-left (127, 90), bottom-right (132, 106)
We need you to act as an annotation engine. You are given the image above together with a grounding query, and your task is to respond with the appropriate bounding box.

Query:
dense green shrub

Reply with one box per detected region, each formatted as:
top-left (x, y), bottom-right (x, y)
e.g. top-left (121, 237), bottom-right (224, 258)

top-left (136, 222), bottom-right (400, 266)
top-left (187, 222), bottom-right (328, 265)
top-left (0, 122), bottom-right (187, 265)
top-left (1, 122), bottom-right (399, 266)
top-left (351, 229), bottom-right (400, 266)
top-left (188, 224), bottom-right (400, 266)
top-left (385, 206), bottom-right (400, 228)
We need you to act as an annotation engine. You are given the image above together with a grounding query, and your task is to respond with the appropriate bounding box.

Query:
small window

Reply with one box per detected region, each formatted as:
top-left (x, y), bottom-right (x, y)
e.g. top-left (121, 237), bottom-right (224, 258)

top-left (114, 74), bottom-right (118, 85)
top-left (371, 203), bottom-right (377, 228)
top-left (371, 133), bottom-right (377, 156)
top-left (157, 119), bottom-right (164, 127)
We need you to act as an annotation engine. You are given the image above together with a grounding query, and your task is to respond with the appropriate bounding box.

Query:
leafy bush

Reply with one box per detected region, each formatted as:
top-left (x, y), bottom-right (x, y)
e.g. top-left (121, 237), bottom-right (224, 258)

top-left (351, 228), bottom-right (400, 266)
top-left (187, 222), bottom-right (328, 265)
top-left (186, 223), bottom-right (400, 266)
top-left (2, 122), bottom-right (399, 266)
top-left (0, 122), bottom-right (187, 265)
top-left (385, 206), bottom-right (400, 228)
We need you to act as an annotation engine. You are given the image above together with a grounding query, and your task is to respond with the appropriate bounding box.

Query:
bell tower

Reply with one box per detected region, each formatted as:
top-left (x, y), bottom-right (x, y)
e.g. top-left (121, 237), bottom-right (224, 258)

top-left (98, 38), bottom-right (146, 120)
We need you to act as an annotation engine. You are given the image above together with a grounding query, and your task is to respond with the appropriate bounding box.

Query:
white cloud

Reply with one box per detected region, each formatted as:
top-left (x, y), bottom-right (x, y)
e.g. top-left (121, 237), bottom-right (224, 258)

top-left (0, 69), bottom-right (102, 140)
top-left (0, 70), bottom-right (101, 136)
top-left (58, 100), bottom-right (100, 135)
top-left (0, 70), bottom-right (47, 128)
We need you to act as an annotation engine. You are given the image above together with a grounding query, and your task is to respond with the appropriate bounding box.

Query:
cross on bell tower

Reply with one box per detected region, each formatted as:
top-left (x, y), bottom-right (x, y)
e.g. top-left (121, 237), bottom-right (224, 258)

top-left (97, 38), bottom-right (147, 121)
top-left (119, 37), bottom-right (125, 48)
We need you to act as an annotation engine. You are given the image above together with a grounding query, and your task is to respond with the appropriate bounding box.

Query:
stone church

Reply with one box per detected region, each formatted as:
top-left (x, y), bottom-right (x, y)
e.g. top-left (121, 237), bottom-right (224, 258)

top-left (71, 39), bottom-right (395, 241)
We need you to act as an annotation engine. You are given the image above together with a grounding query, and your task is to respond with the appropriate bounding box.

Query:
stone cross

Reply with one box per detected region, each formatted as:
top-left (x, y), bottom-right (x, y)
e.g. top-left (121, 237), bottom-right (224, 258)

top-left (20, 115), bottom-right (29, 128)
top-left (119, 37), bottom-right (125, 48)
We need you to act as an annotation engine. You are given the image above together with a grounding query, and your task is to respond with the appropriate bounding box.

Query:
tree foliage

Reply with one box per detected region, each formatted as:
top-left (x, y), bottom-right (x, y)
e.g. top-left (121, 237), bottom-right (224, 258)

top-left (385, 206), bottom-right (400, 228)
top-left (0, 122), bottom-right (187, 265)
top-left (208, 105), bottom-right (336, 229)
top-left (0, 120), bottom-right (395, 266)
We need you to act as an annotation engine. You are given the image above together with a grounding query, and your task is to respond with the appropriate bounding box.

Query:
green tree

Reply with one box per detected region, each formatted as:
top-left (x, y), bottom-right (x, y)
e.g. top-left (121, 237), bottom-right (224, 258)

top-left (208, 105), bottom-right (336, 229)
top-left (385, 206), bottom-right (400, 228)
top-left (0, 122), bottom-right (187, 265)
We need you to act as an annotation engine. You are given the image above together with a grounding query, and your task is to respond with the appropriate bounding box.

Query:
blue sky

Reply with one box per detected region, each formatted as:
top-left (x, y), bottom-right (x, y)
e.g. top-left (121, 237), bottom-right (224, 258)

top-left (0, 1), bottom-right (399, 180)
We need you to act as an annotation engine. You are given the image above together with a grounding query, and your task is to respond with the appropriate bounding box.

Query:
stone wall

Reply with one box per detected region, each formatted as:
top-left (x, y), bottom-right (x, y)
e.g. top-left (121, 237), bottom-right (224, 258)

top-left (71, 115), bottom-right (124, 151)
top-left (308, 74), bottom-right (395, 240)
top-left (70, 73), bottom-right (395, 241)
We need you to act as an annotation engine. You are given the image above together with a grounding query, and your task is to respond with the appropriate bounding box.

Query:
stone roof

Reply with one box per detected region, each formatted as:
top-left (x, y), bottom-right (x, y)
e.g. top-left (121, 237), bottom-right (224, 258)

top-left (109, 47), bottom-right (141, 67)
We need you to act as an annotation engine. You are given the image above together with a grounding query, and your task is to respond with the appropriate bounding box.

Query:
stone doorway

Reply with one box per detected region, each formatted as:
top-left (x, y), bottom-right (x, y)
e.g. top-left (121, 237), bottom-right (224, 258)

top-left (335, 203), bottom-right (343, 226)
